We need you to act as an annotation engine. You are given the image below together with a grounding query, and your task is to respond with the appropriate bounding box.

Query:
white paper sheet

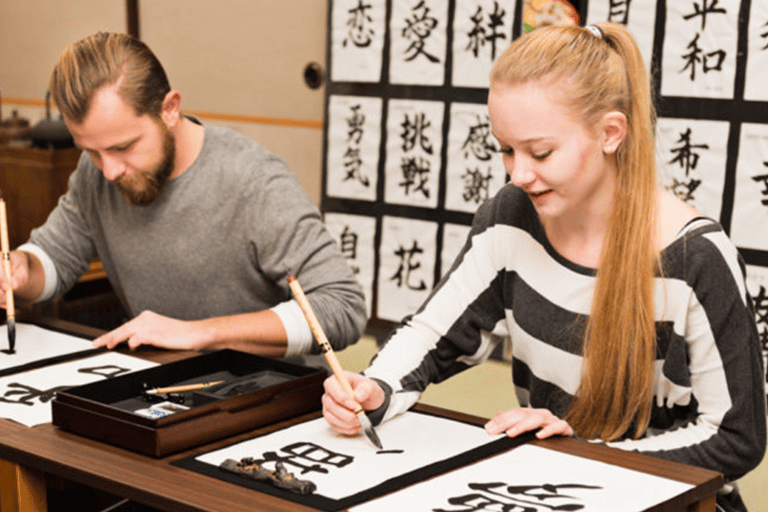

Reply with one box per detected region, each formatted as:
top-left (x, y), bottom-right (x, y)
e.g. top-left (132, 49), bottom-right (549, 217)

top-left (376, 216), bottom-right (438, 322)
top-left (350, 444), bottom-right (695, 512)
top-left (196, 411), bottom-right (503, 500)
top-left (0, 351), bottom-right (157, 427)
top-left (0, 323), bottom-right (97, 370)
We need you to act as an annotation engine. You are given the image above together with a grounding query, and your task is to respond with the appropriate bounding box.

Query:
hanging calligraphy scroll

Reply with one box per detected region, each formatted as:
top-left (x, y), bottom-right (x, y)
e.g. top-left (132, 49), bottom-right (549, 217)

top-left (321, 0), bottom-right (768, 398)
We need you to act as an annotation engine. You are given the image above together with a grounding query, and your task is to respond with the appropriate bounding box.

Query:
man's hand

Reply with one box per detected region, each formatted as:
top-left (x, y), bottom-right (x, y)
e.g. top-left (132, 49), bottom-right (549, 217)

top-left (93, 310), bottom-right (207, 351)
top-left (0, 251), bottom-right (42, 306)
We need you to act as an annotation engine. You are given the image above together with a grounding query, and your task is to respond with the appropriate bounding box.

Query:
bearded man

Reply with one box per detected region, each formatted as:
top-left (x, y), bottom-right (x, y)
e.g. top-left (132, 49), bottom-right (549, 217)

top-left (0, 32), bottom-right (366, 366)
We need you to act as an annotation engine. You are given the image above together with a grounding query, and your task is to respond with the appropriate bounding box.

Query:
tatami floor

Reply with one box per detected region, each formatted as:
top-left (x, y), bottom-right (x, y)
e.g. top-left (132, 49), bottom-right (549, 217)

top-left (337, 336), bottom-right (768, 511)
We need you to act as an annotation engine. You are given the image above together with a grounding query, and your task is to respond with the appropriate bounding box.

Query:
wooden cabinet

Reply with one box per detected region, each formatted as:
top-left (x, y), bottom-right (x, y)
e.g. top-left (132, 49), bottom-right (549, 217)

top-left (0, 145), bottom-right (125, 329)
top-left (0, 145), bottom-right (80, 248)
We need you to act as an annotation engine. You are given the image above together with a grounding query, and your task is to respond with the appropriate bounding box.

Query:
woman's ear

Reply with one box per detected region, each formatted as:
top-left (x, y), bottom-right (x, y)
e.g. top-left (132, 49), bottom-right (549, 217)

top-left (601, 111), bottom-right (627, 154)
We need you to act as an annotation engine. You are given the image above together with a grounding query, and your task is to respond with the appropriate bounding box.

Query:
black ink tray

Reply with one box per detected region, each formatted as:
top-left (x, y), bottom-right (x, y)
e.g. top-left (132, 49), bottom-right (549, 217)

top-left (51, 349), bottom-right (327, 457)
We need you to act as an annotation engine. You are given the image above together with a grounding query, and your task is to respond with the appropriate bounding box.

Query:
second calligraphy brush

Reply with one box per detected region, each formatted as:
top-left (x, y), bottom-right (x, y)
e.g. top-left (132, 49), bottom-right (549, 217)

top-left (145, 381), bottom-right (225, 394)
top-left (0, 190), bottom-right (15, 354)
top-left (286, 269), bottom-right (383, 450)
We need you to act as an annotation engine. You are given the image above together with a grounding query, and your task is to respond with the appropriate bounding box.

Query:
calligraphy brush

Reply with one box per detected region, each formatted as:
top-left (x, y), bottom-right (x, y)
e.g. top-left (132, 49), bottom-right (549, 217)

top-left (0, 190), bottom-right (15, 354)
top-left (145, 381), bottom-right (225, 394)
top-left (286, 269), bottom-right (383, 450)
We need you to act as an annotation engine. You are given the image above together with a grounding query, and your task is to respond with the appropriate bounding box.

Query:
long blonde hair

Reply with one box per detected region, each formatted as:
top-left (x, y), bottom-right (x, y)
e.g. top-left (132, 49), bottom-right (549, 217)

top-left (490, 23), bottom-right (658, 441)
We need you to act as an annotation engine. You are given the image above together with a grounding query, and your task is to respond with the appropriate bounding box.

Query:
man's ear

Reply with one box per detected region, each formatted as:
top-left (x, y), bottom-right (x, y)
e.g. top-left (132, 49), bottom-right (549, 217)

top-left (601, 111), bottom-right (627, 155)
top-left (160, 90), bottom-right (182, 127)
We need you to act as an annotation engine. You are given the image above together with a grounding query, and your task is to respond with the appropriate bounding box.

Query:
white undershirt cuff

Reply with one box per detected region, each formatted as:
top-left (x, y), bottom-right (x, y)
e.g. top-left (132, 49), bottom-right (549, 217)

top-left (271, 299), bottom-right (314, 358)
top-left (16, 243), bottom-right (57, 302)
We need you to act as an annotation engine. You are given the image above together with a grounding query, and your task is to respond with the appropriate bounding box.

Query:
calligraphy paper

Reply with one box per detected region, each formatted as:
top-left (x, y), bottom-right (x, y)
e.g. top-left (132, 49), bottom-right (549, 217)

top-left (655, 117), bottom-right (729, 220)
top-left (389, 0), bottom-right (448, 85)
top-left (445, 102), bottom-right (506, 213)
top-left (441, 223), bottom-right (471, 279)
top-left (324, 212), bottom-right (377, 317)
top-left (384, 99), bottom-right (445, 209)
top-left (746, 264), bottom-right (768, 398)
top-left (660, 0), bottom-right (739, 99)
top-left (330, 0), bottom-right (386, 83)
top-left (377, 216), bottom-right (438, 322)
top-left (196, 411), bottom-right (504, 500)
top-left (0, 323), bottom-right (99, 376)
top-left (744, 0), bottom-right (768, 101)
top-left (451, 0), bottom-right (514, 89)
top-left (730, 123), bottom-right (768, 252)
top-left (0, 351), bottom-right (157, 427)
top-left (350, 444), bottom-right (694, 512)
top-left (326, 95), bottom-right (382, 201)
top-left (586, 0), bottom-right (657, 73)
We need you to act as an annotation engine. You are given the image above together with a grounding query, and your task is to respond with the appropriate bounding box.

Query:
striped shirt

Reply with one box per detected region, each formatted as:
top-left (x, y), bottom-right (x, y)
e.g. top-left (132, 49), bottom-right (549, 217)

top-left (366, 184), bottom-right (765, 490)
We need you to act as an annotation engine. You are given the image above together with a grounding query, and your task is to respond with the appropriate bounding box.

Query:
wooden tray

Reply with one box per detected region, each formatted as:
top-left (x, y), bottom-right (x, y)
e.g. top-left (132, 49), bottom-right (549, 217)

top-left (51, 349), bottom-right (327, 457)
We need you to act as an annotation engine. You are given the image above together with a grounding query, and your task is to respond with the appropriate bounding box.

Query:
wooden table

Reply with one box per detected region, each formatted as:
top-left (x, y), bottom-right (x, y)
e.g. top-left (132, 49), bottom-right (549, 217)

top-left (0, 319), bottom-right (723, 512)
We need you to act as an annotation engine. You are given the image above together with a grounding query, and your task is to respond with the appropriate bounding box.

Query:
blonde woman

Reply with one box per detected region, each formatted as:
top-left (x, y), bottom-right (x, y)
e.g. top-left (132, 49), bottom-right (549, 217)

top-left (322, 23), bottom-right (765, 511)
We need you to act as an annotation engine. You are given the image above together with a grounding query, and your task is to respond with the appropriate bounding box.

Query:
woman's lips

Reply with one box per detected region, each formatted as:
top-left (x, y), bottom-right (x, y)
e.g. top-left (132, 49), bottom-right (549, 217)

top-left (527, 189), bottom-right (552, 201)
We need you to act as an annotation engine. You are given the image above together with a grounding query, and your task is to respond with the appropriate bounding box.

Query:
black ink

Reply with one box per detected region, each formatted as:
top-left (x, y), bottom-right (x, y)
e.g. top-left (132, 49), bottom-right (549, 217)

top-left (376, 449), bottom-right (404, 454)
top-left (752, 166), bottom-right (768, 206)
top-left (462, 167), bottom-right (493, 205)
top-left (344, 0), bottom-right (375, 48)
top-left (0, 383), bottom-right (70, 406)
top-left (402, 0), bottom-right (440, 63)
top-left (462, 115), bottom-right (497, 162)
top-left (343, 104), bottom-right (370, 187)
top-left (683, 0), bottom-right (727, 30)
top-left (433, 481), bottom-right (602, 512)
top-left (78, 364), bottom-right (131, 379)
top-left (248, 441), bottom-right (354, 476)
top-left (466, 2), bottom-right (506, 61)
top-left (390, 240), bottom-right (427, 291)
top-left (668, 127), bottom-right (709, 177)
top-left (401, 112), bottom-right (434, 154)
top-left (681, 33), bottom-right (727, 81)
top-left (608, 0), bottom-right (632, 25)
top-left (399, 156), bottom-right (432, 198)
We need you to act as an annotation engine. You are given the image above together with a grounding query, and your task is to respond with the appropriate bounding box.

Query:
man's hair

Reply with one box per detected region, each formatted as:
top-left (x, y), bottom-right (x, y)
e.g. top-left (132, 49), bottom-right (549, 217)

top-left (49, 32), bottom-right (171, 123)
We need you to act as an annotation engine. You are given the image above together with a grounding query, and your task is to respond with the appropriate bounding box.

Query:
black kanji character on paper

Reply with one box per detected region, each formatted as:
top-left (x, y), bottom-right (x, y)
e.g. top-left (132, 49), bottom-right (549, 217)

top-left (682, 0), bottom-right (727, 30)
top-left (752, 166), bottom-right (768, 207)
top-left (670, 176), bottom-right (702, 203)
top-left (402, 0), bottom-right (440, 63)
top-left (668, 127), bottom-right (709, 176)
top-left (462, 167), bottom-right (493, 204)
top-left (343, 104), bottom-right (370, 186)
top-left (462, 115), bottom-right (497, 161)
top-left (762, 20), bottom-right (768, 51)
top-left (391, 240), bottom-right (428, 291)
top-left (752, 285), bottom-right (768, 355)
top-left (400, 156), bottom-right (431, 198)
top-left (344, 0), bottom-right (375, 48)
top-left (78, 364), bottom-right (131, 379)
top-left (0, 383), bottom-right (71, 406)
top-left (608, 0), bottom-right (632, 24)
top-left (401, 112), bottom-right (435, 155)
top-left (681, 33), bottom-right (727, 81)
top-left (466, 2), bottom-right (507, 61)
top-left (432, 481), bottom-right (602, 512)
top-left (339, 225), bottom-right (361, 275)
top-left (249, 441), bottom-right (354, 476)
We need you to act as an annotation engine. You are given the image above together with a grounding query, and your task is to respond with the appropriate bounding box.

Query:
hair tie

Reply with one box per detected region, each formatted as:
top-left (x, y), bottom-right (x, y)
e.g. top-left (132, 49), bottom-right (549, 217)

top-left (584, 24), bottom-right (605, 40)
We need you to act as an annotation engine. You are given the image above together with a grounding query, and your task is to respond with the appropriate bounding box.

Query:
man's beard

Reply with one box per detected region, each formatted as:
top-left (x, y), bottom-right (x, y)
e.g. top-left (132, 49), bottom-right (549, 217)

top-left (116, 127), bottom-right (175, 206)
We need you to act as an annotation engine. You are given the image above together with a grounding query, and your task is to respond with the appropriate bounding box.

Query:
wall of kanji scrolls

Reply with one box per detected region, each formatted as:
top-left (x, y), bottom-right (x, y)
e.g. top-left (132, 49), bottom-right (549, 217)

top-left (320, 0), bottom-right (768, 388)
